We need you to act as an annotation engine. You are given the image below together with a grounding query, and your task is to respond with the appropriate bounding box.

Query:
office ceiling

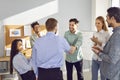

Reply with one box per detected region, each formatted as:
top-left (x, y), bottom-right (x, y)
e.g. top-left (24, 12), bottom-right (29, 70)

top-left (0, 0), bottom-right (53, 20)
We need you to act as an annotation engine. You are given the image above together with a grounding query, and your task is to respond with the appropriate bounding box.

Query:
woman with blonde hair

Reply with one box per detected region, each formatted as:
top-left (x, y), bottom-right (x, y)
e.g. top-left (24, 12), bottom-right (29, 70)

top-left (91, 16), bottom-right (110, 80)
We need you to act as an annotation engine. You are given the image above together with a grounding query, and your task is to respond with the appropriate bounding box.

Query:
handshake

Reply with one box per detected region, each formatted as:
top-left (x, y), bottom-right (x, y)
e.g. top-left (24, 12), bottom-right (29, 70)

top-left (69, 46), bottom-right (77, 54)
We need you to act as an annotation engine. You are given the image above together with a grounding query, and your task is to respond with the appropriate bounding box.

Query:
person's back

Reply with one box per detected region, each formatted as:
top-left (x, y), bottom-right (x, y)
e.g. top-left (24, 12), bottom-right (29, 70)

top-left (33, 32), bottom-right (70, 68)
top-left (31, 18), bottom-right (73, 80)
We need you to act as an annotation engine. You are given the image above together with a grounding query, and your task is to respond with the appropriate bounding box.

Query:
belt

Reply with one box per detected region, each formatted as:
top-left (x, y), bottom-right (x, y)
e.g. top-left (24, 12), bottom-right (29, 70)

top-left (38, 67), bottom-right (60, 71)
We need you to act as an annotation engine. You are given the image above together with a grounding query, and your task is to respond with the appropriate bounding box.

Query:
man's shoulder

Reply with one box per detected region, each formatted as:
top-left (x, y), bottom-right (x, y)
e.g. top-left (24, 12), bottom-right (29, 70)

top-left (56, 35), bottom-right (64, 39)
top-left (76, 31), bottom-right (82, 36)
top-left (65, 30), bottom-right (70, 33)
top-left (77, 31), bottom-right (82, 34)
top-left (54, 35), bottom-right (66, 42)
top-left (65, 30), bottom-right (70, 35)
top-left (30, 33), bottom-right (36, 38)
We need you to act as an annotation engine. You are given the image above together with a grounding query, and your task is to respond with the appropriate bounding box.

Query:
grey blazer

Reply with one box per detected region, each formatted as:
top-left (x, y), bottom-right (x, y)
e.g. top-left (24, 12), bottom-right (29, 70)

top-left (99, 27), bottom-right (120, 80)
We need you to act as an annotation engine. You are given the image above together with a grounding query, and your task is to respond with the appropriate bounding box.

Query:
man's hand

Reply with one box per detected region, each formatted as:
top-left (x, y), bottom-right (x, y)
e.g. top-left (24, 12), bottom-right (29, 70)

top-left (92, 46), bottom-right (102, 55)
top-left (69, 46), bottom-right (76, 54)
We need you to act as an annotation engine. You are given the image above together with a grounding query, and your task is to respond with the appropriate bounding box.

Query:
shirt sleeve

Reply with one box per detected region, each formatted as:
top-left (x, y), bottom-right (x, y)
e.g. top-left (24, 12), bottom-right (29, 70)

top-left (101, 32), bottom-right (111, 49)
top-left (106, 32), bottom-right (111, 42)
top-left (31, 46), bottom-right (38, 76)
top-left (30, 36), bottom-right (35, 48)
top-left (64, 32), bottom-right (71, 53)
top-left (99, 34), bottom-right (120, 64)
top-left (64, 32), bottom-right (67, 40)
top-left (63, 38), bottom-right (70, 53)
top-left (13, 55), bottom-right (32, 73)
top-left (74, 32), bottom-right (83, 49)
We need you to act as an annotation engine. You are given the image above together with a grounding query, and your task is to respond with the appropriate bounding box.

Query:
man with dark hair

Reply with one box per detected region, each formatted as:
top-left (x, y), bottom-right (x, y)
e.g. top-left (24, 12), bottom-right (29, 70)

top-left (92, 7), bottom-right (120, 80)
top-left (64, 18), bottom-right (84, 80)
top-left (30, 21), bottom-right (41, 47)
top-left (31, 18), bottom-right (75, 80)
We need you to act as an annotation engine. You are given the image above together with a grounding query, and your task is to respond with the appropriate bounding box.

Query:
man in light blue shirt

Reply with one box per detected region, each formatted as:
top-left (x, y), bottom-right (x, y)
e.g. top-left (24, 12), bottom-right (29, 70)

top-left (31, 18), bottom-right (74, 80)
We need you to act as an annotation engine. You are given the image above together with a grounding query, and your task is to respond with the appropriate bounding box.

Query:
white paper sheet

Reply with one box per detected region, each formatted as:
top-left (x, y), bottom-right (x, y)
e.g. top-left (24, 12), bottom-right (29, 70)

top-left (24, 25), bottom-right (32, 36)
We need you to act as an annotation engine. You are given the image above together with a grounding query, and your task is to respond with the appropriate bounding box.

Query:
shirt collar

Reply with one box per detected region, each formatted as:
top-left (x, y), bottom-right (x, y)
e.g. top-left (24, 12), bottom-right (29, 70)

top-left (17, 52), bottom-right (24, 56)
top-left (113, 27), bottom-right (120, 32)
top-left (98, 30), bottom-right (104, 33)
top-left (46, 32), bottom-right (56, 35)
top-left (75, 30), bottom-right (79, 34)
top-left (69, 30), bottom-right (79, 34)
top-left (33, 33), bottom-right (40, 37)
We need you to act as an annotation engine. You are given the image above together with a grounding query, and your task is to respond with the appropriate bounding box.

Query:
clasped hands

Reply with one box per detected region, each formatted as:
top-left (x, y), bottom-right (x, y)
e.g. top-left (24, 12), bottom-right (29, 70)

top-left (69, 46), bottom-right (77, 54)
top-left (91, 36), bottom-right (98, 45)
top-left (91, 36), bottom-right (102, 55)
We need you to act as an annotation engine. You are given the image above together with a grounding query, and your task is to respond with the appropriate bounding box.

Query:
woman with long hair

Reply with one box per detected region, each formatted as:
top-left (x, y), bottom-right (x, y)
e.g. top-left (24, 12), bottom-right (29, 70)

top-left (10, 39), bottom-right (36, 80)
top-left (91, 16), bottom-right (110, 80)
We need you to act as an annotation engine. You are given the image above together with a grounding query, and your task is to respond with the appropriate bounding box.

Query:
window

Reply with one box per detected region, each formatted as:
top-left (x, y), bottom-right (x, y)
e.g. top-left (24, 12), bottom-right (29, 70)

top-left (111, 0), bottom-right (120, 7)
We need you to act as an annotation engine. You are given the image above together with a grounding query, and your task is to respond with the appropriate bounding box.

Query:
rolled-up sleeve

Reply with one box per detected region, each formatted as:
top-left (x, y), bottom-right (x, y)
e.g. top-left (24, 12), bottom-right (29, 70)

top-left (31, 46), bottom-right (38, 76)
top-left (75, 32), bottom-right (83, 49)
top-left (99, 34), bottom-right (120, 64)
top-left (63, 38), bottom-right (71, 53)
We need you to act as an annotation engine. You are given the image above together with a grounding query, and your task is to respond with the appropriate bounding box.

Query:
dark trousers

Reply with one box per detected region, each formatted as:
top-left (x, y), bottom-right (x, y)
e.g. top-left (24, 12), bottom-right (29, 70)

top-left (66, 60), bottom-right (84, 80)
top-left (38, 67), bottom-right (63, 80)
top-left (20, 70), bottom-right (36, 80)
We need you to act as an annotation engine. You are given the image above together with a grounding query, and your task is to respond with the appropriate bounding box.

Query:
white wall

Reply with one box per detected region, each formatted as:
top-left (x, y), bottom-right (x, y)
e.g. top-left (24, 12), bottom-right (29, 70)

top-left (3, 0), bottom-right (58, 25)
top-left (4, 0), bottom-right (92, 36)
top-left (39, 0), bottom-right (92, 36)
top-left (91, 0), bottom-right (111, 31)
top-left (0, 0), bottom-right (53, 20)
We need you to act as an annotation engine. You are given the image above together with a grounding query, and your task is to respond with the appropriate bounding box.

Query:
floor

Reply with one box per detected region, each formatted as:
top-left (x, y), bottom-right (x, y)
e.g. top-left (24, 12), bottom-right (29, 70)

top-left (63, 69), bottom-right (101, 80)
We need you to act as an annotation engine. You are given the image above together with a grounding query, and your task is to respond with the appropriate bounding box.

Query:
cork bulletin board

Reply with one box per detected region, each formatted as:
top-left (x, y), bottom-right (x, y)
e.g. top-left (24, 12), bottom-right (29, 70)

top-left (4, 25), bottom-right (30, 56)
top-left (5, 25), bottom-right (29, 48)
top-left (4, 25), bottom-right (47, 57)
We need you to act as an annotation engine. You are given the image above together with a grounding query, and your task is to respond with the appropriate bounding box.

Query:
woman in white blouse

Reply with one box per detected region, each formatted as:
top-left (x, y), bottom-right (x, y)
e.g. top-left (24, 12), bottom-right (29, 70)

top-left (91, 16), bottom-right (110, 80)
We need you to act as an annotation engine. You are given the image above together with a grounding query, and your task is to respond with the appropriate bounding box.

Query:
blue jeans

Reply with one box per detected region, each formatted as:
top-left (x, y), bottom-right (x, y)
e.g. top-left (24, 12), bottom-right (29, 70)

top-left (92, 60), bottom-right (105, 80)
